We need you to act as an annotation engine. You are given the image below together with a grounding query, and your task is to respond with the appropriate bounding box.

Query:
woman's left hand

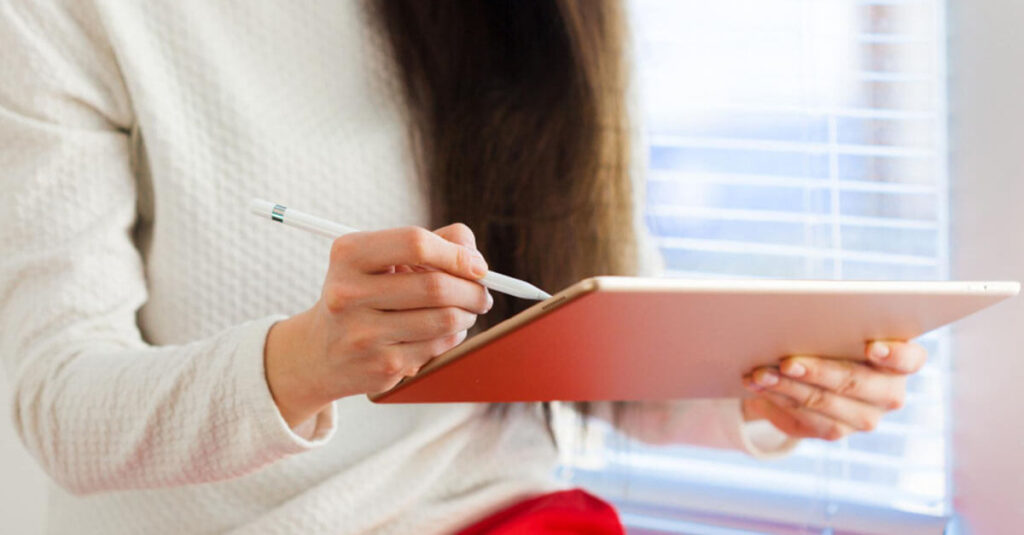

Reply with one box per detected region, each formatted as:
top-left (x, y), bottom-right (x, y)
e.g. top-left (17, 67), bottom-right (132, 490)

top-left (740, 341), bottom-right (928, 441)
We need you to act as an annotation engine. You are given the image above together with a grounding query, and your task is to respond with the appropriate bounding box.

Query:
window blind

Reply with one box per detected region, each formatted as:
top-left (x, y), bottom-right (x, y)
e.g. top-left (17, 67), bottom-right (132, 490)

top-left (557, 1), bottom-right (950, 533)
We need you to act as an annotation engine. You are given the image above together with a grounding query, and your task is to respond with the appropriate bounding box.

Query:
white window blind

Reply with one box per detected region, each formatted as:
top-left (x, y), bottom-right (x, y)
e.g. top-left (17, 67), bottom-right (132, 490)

top-left (557, 0), bottom-right (951, 533)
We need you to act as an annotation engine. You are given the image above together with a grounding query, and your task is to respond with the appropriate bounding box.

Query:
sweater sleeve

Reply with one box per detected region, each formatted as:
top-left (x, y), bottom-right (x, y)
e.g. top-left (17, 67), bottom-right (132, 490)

top-left (0, 0), bottom-right (335, 495)
top-left (594, 400), bottom-right (799, 459)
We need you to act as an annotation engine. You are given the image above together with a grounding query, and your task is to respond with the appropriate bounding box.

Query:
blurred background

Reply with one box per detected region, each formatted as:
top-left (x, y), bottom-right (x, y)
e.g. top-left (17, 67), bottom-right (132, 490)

top-left (2, 0), bottom-right (1021, 533)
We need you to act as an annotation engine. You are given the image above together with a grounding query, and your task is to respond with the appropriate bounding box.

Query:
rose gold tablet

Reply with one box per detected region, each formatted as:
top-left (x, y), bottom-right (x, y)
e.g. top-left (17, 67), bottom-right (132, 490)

top-left (370, 277), bottom-right (1019, 403)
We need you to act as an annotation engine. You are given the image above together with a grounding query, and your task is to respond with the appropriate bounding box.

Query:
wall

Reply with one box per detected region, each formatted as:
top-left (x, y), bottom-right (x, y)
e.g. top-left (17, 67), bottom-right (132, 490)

top-left (948, 0), bottom-right (1024, 531)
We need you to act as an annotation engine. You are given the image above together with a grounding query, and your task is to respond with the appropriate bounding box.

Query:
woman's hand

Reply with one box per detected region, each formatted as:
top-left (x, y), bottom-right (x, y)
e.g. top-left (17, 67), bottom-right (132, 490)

top-left (264, 223), bottom-right (492, 427)
top-left (740, 341), bottom-right (928, 441)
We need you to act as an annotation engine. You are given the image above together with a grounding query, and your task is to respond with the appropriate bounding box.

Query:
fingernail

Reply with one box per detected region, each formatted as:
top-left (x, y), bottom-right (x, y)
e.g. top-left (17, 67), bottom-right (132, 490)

top-left (869, 342), bottom-right (891, 362)
top-left (743, 378), bottom-right (762, 392)
top-left (485, 290), bottom-right (494, 311)
top-left (754, 370), bottom-right (779, 387)
top-left (781, 359), bottom-right (806, 378)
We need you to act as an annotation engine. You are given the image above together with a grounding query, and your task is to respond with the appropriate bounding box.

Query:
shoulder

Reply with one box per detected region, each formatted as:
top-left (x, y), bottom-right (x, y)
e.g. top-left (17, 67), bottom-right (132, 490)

top-left (0, 0), bottom-right (132, 130)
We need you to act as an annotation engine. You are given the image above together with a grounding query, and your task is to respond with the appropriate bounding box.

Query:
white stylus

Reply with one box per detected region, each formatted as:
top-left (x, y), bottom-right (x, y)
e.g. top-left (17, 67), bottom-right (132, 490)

top-left (249, 199), bottom-right (552, 301)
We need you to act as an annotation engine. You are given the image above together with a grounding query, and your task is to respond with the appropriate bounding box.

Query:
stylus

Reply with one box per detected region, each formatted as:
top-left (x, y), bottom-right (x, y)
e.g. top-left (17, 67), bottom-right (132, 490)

top-left (249, 199), bottom-right (552, 301)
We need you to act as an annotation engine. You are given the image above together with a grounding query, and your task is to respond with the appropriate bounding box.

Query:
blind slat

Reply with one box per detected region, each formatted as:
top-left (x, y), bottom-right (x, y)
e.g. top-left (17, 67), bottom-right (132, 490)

top-left (654, 237), bottom-right (939, 266)
top-left (649, 172), bottom-right (939, 193)
top-left (648, 206), bottom-right (939, 230)
top-left (650, 135), bottom-right (935, 158)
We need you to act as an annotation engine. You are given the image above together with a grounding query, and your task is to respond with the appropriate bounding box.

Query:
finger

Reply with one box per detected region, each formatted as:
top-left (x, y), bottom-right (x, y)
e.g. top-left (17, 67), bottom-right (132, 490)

top-left (865, 340), bottom-right (928, 374)
top-left (418, 225), bottom-right (492, 305)
top-left (396, 223), bottom-right (478, 275)
top-left (391, 330), bottom-right (468, 376)
top-left (332, 226), bottom-right (488, 279)
top-left (755, 391), bottom-right (856, 441)
top-left (743, 396), bottom-right (804, 433)
top-left (776, 356), bottom-right (907, 409)
top-left (433, 222), bottom-right (477, 250)
top-left (744, 369), bottom-right (886, 431)
top-left (371, 307), bottom-right (477, 343)
top-left (363, 271), bottom-right (492, 313)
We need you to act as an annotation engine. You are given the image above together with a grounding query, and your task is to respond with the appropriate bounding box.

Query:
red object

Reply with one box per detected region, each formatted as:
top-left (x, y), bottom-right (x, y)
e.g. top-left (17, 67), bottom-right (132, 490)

top-left (455, 489), bottom-right (624, 535)
top-left (373, 278), bottom-right (1017, 404)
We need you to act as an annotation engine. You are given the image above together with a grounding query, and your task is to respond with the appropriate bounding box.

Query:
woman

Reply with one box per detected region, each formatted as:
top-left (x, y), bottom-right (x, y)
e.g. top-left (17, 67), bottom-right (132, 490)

top-left (0, 1), bottom-right (925, 533)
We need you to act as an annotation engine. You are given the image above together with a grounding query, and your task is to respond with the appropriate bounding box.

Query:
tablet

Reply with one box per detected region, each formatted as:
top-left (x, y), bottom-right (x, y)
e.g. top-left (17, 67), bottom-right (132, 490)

top-left (370, 277), bottom-right (1019, 403)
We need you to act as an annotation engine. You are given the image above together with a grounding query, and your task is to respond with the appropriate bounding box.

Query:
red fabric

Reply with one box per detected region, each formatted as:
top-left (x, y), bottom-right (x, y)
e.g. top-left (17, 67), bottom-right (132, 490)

top-left (455, 489), bottom-right (624, 535)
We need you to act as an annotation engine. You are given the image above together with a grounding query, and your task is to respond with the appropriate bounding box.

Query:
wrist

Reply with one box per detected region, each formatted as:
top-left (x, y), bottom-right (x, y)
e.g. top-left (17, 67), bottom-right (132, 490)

top-left (264, 309), bottom-right (332, 428)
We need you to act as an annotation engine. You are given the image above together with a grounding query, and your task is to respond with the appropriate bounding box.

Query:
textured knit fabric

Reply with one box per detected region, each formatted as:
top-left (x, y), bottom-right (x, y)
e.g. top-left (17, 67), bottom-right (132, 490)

top-left (0, 1), bottom-right (797, 534)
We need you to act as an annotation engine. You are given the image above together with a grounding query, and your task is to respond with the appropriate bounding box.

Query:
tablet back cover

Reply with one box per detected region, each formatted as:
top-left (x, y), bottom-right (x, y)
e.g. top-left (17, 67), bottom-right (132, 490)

top-left (372, 278), bottom-right (1016, 403)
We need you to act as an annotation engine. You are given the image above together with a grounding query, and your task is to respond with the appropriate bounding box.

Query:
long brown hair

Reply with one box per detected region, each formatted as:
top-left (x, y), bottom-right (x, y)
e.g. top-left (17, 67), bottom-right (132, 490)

top-left (375, 0), bottom-right (637, 427)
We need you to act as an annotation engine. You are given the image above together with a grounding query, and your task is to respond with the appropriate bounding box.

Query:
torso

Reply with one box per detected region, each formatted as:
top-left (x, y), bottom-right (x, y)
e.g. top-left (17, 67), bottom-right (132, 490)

top-left (46, 2), bottom-right (559, 533)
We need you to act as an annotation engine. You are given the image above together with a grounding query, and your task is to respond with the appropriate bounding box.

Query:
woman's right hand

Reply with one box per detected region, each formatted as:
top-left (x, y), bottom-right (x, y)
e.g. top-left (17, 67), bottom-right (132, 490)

top-left (264, 224), bottom-right (493, 427)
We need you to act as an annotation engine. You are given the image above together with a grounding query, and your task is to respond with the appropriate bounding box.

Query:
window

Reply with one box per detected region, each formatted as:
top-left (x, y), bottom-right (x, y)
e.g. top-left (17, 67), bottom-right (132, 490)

top-left (557, 1), bottom-right (951, 533)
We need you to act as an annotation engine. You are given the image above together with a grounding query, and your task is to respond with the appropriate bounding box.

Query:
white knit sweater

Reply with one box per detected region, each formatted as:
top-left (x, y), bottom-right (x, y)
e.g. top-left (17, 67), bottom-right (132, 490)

top-left (0, 1), bottom-right (795, 534)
